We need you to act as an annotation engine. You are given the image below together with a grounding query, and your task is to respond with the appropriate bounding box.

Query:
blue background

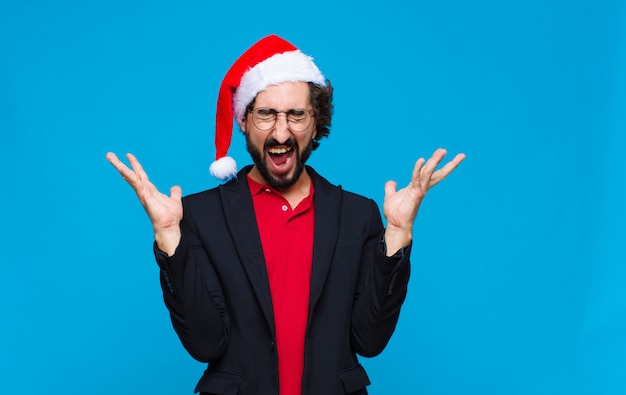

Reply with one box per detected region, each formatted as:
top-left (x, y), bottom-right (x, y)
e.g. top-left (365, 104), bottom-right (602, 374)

top-left (1, 1), bottom-right (625, 394)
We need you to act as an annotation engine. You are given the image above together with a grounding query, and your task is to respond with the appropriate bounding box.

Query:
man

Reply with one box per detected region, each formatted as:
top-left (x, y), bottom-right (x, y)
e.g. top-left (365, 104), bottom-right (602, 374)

top-left (106, 35), bottom-right (464, 395)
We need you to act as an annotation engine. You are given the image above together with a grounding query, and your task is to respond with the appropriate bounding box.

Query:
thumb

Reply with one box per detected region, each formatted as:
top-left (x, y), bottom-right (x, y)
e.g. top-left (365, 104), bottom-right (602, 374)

top-left (170, 185), bottom-right (182, 201)
top-left (384, 180), bottom-right (397, 197)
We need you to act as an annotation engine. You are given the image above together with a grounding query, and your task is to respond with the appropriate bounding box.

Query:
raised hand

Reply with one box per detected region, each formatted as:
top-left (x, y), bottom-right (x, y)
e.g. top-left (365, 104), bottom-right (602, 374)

top-left (383, 148), bottom-right (465, 255)
top-left (106, 152), bottom-right (183, 255)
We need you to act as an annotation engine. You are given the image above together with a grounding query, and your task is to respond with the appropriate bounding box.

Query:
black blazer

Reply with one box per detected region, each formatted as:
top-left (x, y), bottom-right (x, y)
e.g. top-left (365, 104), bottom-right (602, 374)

top-left (155, 166), bottom-right (411, 395)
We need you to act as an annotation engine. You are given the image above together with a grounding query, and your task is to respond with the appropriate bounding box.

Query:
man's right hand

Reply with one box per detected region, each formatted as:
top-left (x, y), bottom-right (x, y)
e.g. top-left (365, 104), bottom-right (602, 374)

top-left (106, 152), bottom-right (182, 256)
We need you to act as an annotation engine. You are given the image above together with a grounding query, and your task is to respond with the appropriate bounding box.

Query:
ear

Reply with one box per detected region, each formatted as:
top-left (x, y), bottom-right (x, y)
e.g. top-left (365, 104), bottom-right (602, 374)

top-left (239, 115), bottom-right (248, 134)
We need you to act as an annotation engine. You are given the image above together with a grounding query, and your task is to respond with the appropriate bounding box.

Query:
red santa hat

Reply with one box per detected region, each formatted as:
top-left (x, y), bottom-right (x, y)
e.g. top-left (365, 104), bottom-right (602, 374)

top-left (209, 34), bottom-right (326, 180)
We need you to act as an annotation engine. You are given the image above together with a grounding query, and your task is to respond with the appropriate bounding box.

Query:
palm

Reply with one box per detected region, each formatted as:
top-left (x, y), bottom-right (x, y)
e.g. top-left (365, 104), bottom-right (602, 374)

top-left (383, 178), bottom-right (426, 229)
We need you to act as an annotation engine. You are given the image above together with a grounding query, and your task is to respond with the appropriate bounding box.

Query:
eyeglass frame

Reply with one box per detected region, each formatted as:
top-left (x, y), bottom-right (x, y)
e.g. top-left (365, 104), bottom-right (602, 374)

top-left (246, 107), bottom-right (316, 133)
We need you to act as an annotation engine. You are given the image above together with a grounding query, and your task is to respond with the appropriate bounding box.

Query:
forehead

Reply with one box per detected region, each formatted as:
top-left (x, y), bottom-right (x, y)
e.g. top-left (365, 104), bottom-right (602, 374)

top-left (253, 81), bottom-right (311, 109)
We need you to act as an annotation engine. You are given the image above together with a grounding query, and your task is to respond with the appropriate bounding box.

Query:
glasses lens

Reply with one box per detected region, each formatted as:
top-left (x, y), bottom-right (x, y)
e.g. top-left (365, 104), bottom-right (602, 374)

top-left (251, 108), bottom-right (313, 132)
top-left (286, 109), bottom-right (311, 132)
top-left (252, 108), bottom-right (276, 130)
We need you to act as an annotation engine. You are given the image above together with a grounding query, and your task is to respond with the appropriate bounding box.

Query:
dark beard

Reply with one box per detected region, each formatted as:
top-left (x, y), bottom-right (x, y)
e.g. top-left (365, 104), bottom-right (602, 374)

top-left (245, 134), bottom-right (314, 191)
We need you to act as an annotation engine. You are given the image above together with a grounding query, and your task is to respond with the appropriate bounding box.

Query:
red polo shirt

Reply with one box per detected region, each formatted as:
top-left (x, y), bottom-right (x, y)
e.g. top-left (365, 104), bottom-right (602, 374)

top-left (248, 175), bottom-right (315, 395)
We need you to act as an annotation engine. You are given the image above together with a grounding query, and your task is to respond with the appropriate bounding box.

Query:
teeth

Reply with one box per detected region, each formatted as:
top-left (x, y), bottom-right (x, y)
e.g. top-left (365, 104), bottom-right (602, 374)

top-left (268, 147), bottom-right (292, 154)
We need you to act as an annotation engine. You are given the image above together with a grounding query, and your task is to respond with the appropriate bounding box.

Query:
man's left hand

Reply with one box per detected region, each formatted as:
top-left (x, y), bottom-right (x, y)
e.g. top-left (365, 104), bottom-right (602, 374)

top-left (383, 148), bottom-right (465, 256)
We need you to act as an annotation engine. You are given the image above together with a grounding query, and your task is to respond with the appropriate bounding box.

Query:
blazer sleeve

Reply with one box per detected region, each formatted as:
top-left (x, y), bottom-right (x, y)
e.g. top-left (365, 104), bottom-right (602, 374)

top-left (350, 198), bottom-right (412, 357)
top-left (154, 201), bottom-right (230, 363)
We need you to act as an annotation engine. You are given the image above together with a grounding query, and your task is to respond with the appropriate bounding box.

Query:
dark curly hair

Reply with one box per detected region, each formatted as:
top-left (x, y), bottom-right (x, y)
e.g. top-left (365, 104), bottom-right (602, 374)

top-left (308, 80), bottom-right (333, 150)
top-left (242, 80), bottom-right (334, 150)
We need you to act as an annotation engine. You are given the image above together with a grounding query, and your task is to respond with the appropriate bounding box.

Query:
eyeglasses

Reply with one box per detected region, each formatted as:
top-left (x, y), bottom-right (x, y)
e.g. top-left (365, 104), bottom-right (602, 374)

top-left (247, 107), bottom-right (315, 133)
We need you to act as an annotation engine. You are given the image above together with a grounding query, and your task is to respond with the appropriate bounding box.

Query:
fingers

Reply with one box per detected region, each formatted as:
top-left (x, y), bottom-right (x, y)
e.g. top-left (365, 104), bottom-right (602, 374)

top-left (106, 152), bottom-right (125, 172)
top-left (411, 150), bottom-right (444, 190)
top-left (105, 151), bottom-right (118, 164)
top-left (420, 148), bottom-right (447, 181)
top-left (437, 153), bottom-right (466, 177)
top-left (406, 149), bottom-right (465, 190)
top-left (411, 158), bottom-right (425, 184)
top-left (428, 152), bottom-right (465, 189)
top-left (431, 154), bottom-right (465, 185)
top-left (126, 153), bottom-right (149, 182)
top-left (106, 152), bottom-right (152, 191)
top-left (106, 151), bottom-right (137, 183)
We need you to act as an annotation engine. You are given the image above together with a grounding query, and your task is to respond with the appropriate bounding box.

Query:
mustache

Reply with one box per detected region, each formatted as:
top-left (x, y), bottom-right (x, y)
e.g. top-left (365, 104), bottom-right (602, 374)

top-left (264, 137), bottom-right (296, 150)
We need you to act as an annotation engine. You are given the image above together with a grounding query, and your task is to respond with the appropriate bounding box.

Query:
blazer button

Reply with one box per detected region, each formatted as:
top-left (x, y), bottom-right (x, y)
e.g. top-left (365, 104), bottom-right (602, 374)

top-left (270, 341), bottom-right (276, 351)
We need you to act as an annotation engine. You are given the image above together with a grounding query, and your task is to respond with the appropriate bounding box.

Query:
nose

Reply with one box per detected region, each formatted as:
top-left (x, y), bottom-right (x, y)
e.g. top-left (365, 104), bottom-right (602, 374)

top-left (272, 113), bottom-right (291, 143)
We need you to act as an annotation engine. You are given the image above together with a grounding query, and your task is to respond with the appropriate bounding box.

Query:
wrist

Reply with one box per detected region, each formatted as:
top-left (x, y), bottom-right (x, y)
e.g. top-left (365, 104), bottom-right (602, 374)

top-left (383, 226), bottom-right (412, 257)
top-left (154, 226), bottom-right (181, 257)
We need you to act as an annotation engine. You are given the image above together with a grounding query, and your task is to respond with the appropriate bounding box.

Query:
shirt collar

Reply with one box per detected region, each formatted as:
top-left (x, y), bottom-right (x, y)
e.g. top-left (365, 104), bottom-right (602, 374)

top-left (246, 174), bottom-right (315, 199)
top-left (247, 174), bottom-right (268, 196)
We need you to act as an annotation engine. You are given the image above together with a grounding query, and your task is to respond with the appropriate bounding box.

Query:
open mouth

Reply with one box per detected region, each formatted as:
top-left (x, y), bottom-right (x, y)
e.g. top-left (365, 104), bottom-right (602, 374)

top-left (268, 146), bottom-right (294, 168)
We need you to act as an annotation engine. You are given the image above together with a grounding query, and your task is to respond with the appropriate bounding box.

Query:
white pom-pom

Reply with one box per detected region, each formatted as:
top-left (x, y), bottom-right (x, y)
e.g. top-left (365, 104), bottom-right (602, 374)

top-left (209, 156), bottom-right (237, 180)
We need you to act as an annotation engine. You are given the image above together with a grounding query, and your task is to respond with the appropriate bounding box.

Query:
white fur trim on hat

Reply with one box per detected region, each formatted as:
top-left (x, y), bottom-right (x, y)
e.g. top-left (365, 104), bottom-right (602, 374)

top-left (232, 50), bottom-right (326, 127)
top-left (209, 156), bottom-right (238, 180)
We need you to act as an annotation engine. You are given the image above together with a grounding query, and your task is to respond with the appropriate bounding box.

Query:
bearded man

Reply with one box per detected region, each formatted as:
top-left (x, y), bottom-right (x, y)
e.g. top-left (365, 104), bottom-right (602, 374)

top-left (106, 35), bottom-right (464, 395)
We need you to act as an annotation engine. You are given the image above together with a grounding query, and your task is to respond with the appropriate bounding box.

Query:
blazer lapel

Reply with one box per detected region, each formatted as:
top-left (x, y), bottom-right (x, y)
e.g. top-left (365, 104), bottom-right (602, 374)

top-left (308, 168), bottom-right (342, 320)
top-left (219, 169), bottom-right (275, 337)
